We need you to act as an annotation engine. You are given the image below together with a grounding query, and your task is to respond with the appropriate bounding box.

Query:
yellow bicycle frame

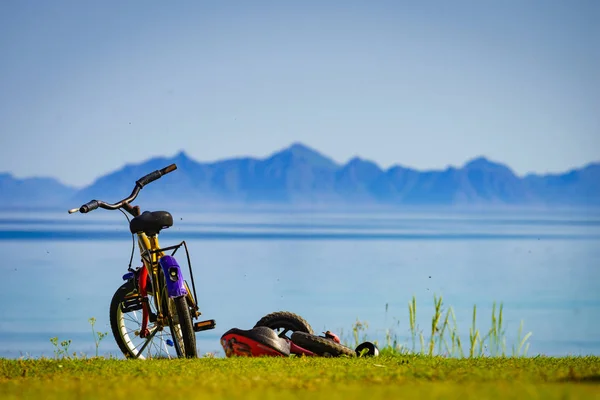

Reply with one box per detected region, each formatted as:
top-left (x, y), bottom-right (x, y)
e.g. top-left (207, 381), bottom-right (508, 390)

top-left (136, 232), bottom-right (198, 325)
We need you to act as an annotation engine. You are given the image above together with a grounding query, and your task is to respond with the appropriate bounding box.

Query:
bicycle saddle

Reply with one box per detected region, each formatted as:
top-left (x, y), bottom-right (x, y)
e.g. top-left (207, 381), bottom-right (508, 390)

top-left (221, 326), bottom-right (291, 357)
top-left (129, 211), bottom-right (173, 235)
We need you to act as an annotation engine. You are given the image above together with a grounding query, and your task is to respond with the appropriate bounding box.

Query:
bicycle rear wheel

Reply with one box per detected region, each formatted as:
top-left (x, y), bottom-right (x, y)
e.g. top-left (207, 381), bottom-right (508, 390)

top-left (109, 272), bottom-right (196, 359)
top-left (109, 280), bottom-right (179, 359)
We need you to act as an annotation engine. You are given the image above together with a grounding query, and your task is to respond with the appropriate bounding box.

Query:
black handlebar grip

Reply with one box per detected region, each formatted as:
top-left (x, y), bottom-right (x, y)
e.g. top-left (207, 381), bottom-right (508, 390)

top-left (136, 170), bottom-right (162, 188)
top-left (80, 200), bottom-right (99, 213)
top-left (160, 163), bottom-right (177, 175)
top-left (136, 164), bottom-right (178, 188)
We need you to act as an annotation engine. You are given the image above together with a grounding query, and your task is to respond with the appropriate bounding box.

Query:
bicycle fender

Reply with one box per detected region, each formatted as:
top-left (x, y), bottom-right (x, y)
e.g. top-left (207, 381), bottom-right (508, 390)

top-left (158, 255), bottom-right (188, 298)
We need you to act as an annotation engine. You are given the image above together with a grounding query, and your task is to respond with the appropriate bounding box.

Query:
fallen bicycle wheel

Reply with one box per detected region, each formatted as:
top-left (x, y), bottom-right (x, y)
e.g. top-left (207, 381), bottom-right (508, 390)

top-left (290, 331), bottom-right (356, 357)
top-left (254, 311), bottom-right (314, 340)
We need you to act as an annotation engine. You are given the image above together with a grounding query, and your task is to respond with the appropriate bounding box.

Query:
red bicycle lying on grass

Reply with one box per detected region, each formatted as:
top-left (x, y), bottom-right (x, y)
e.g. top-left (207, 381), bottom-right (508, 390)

top-left (221, 311), bottom-right (379, 358)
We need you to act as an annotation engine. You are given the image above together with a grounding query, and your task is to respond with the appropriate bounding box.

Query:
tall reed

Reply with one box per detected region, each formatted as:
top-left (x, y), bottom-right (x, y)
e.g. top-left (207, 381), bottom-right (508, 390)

top-left (347, 294), bottom-right (532, 358)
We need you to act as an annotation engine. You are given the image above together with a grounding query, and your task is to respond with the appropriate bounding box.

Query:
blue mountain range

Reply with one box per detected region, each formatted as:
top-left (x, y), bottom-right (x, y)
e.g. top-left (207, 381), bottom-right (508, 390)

top-left (1, 143), bottom-right (599, 209)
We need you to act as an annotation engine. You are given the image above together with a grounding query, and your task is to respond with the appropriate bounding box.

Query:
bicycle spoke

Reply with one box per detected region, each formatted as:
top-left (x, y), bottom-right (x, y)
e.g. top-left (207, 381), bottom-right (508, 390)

top-left (134, 328), bottom-right (159, 358)
top-left (124, 314), bottom-right (139, 324)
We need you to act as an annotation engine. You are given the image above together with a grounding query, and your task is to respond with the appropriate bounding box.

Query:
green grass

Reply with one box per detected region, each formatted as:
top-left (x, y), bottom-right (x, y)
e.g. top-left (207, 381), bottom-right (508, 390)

top-left (2, 295), bottom-right (597, 399)
top-left (1, 355), bottom-right (599, 399)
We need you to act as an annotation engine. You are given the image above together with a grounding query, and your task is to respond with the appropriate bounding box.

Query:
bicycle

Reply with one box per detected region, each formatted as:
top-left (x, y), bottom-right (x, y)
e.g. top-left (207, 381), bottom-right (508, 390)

top-left (68, 163), bottom-right (216, 359)
top-left (222, 311), bottom-right (378, 357)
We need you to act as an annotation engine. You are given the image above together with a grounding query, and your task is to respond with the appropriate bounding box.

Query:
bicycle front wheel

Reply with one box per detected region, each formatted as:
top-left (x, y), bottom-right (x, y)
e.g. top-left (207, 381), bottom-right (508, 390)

top-left (170, 295), bottom-right (197, 358)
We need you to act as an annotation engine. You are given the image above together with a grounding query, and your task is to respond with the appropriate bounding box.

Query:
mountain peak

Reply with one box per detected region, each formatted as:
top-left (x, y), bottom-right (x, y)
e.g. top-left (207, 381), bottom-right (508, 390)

top-left (463, 156), bottom-right (509, 170)
top-left (345, 156), bottom-right (382, 170)
top-left (269, 142), bottom-right (338, 169)
top-left (174, 150), bottom-right (192, 161)
top-left (286, 142), bottom-right (320, 155)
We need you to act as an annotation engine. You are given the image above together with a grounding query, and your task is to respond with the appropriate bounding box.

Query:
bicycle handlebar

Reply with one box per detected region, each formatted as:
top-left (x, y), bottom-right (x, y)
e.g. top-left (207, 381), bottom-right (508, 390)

top-left (79, 200), bottom-right (99, 213)
top-left (68, 163), bottom-right (177, 214)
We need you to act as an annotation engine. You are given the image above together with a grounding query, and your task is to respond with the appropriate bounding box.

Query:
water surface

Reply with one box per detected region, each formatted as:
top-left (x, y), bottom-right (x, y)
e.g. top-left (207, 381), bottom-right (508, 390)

top-left (0, 209), bottom-right (598, 358)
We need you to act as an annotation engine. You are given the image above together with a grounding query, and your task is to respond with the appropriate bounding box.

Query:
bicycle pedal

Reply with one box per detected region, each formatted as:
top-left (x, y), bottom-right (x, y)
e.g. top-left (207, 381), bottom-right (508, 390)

top-left (193, 319), bottom-right (216, 332)
top-left (121, 296), bottom-right (143, 313)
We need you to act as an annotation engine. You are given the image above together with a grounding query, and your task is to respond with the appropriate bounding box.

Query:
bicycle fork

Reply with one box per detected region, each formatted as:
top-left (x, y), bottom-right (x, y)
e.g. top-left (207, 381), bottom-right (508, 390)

top-left (138, 266), bottom-right (151, 338)
top-left (137, 255), bottom-right (216, 339)
top-left (137, 255), bottom-right (193, 339)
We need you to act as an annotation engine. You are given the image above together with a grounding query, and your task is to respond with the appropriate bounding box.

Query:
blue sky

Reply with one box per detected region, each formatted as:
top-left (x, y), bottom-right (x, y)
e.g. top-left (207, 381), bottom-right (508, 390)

top-left (1, 0), bottom-right (598, 187)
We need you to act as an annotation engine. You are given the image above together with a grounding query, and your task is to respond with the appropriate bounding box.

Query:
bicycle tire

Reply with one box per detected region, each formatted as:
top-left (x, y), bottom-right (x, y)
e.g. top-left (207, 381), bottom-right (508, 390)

top-left (109, 281), bottom-right (182, 359)
top-left (172, 295), bottom-right (197, 358)
top-left (254, 311), bottom-right (314, 337)
top-left (291, 331), bottom-right (356, 357)
top-left (109, 282), bottom-right (137, 358)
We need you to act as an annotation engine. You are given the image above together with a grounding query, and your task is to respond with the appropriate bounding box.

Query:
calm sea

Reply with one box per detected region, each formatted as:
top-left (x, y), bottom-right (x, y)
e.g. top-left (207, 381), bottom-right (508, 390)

top-left (0, 208), bottom-right (599, 358)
